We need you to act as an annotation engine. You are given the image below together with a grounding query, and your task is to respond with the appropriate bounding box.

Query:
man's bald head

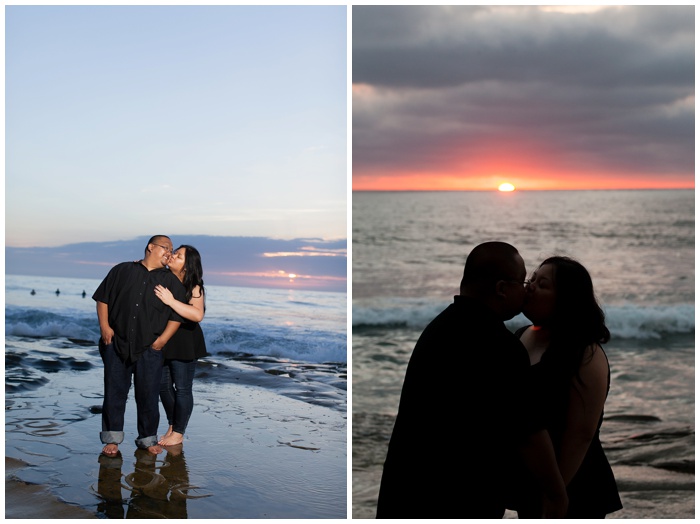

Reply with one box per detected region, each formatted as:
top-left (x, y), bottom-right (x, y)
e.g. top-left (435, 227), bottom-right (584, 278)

top-left (460, 242), bottom-right (524, 296)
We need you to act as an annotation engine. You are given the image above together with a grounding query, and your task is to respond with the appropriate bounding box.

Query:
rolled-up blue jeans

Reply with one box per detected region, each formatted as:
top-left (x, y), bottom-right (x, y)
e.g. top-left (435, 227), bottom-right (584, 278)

top-left (159, 359), bottom-right (197, 435)
top-left (100, 341), bottom-right (163, 449)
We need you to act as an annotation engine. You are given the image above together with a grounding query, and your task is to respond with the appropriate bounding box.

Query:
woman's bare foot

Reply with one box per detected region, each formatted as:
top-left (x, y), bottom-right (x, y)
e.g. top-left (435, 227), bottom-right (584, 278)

top-left (102, 443), bottom-right (119, 456)
top-left (159, 431), bottom-right (184, 446)
top-left (158, 426), bottom-right (173, 446)
top-left (158, 425), bottom-right (174, 445)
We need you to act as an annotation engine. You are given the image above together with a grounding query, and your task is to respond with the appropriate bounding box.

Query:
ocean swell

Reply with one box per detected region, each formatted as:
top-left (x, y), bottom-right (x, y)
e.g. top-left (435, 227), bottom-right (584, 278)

top-left (5, 308), bottom-right (98, 340)
top-left (5, 306), bottom-right (347, 364)
top-left (353, 301), bottom-right (694, 340)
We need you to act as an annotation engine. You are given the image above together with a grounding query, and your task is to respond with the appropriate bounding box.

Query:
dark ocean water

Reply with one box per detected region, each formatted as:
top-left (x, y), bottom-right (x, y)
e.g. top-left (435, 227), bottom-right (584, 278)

top-left (352, 189), bottom-right (694, 518)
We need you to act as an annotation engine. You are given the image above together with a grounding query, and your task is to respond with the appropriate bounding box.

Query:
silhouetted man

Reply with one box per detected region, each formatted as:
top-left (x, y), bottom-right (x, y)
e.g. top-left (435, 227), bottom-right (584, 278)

top-left (376, 241), bottom-right (567, 518)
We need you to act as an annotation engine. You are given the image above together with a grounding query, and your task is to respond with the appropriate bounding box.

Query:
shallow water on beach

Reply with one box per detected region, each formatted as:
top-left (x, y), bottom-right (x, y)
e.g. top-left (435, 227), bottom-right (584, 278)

top-left (6, 336), bottom-right (347, 518)
top-left (5, 276), bottom-right (347, 518)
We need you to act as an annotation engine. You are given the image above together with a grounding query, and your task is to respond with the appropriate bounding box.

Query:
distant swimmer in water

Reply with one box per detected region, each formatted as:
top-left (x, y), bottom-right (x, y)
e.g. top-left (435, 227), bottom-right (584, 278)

top-left (56, 289), bottom-right (61, 296)
top-left (82, 290), bottom-right (87, 298)
top-left (30, 289), bottom-right (36, 295)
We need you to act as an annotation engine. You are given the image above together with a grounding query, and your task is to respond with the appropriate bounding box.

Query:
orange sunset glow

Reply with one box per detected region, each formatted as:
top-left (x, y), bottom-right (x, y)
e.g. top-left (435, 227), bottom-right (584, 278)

top-left (353, 172), bottom-right (694, 191)
top-left (352, 124), bottom-right (694, 191)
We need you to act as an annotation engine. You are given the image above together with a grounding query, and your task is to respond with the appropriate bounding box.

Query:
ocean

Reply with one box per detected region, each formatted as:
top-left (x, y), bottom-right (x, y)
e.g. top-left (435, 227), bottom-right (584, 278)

top-left (5, 273), bottom-right (347, 518)
top-left (352, 189), bottom-right (694, 518)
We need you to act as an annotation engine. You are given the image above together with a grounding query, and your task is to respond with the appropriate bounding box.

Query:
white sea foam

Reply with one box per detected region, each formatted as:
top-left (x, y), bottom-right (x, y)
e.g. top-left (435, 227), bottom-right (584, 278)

top-left (6, 319), bottom-right (95, 340)
top-left (604, 304), bottom-right (695, 339)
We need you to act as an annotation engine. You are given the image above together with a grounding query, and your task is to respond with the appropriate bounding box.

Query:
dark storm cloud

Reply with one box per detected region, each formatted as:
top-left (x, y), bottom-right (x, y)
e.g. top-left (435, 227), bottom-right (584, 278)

top-left (353, 5), bottom-right (694, 180)
top-left (354, 6), bottom-right (693, 89)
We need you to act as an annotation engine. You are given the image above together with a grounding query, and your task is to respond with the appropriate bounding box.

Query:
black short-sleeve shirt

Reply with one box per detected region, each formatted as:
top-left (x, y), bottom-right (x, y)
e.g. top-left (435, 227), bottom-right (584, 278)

top-left (376, 295), bottom-right (543, 518)
top-left (93, 262), bottom-right (187, 363)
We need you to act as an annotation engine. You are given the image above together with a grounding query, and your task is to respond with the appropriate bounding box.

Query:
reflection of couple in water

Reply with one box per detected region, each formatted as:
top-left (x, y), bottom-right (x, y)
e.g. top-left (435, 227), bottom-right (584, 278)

top-left (93, 235), bottom-right (206, 457)
top-left (376, 242), bottom-right (622, 519)
top-left (96, 443), bottom-right (207, 518)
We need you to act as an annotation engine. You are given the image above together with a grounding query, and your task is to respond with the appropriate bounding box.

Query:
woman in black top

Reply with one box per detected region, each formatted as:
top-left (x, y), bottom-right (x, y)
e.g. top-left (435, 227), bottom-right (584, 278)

top-left (512, 256), bottom-right (622, 518)
top-left (154, 245), bottom-right (207, 446)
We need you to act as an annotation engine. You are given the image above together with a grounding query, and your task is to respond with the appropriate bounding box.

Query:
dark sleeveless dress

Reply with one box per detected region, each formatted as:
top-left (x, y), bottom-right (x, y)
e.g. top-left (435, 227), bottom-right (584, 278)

top-left (510, 326), bottom-right (622, 517)
top-left (164, 320), bottom-right (206, 360)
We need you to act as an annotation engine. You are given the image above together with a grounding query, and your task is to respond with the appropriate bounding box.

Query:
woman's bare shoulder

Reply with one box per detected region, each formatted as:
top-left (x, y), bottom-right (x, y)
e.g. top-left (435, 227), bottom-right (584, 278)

top-left (580, 343), bottom-right (609, 379)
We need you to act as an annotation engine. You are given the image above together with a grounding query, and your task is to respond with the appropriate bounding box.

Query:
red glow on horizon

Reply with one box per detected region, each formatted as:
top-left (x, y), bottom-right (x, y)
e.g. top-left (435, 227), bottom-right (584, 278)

top-left (353, 173), bottom-right (694, 191)
top-left (353, 136), bottom-right (693, 191)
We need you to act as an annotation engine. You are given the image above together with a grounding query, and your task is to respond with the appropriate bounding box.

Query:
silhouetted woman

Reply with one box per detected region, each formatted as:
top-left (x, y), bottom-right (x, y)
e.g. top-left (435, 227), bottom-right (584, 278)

top-left (510, 256), bottom-right (622, 518)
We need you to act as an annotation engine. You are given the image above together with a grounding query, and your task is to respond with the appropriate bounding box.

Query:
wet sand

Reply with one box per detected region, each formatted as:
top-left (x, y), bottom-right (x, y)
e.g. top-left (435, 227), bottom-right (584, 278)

top-left (6, 457), bottom-right (97, 519)
top-left (6, 350), bottom-right (347, 519)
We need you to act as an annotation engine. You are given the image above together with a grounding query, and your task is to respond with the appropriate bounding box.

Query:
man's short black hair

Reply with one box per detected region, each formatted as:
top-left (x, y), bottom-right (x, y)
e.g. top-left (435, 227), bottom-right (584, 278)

top-left (460, 241), bottom-right (521, 294)
top-left (144, 235), bottom-right (171, 257)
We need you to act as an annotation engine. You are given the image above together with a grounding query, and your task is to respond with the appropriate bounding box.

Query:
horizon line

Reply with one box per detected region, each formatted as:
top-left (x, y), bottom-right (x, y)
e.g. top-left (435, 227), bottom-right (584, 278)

top-left (352, 187), bottom-right (694, 193)
top-left (5, 271), bottom-right (347, 295)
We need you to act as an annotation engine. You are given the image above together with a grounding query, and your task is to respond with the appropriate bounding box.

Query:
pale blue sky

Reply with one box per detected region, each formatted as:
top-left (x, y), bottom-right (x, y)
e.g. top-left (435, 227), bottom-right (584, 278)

top-left (6, 5), bottom-right (347, 247)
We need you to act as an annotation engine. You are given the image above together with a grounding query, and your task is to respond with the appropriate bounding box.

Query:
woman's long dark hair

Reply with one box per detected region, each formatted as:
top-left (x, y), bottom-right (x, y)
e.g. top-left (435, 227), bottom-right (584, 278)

top-left (539, 256), bottom-right (609, 385)
top-left (176, 245), bottom-right (205, 306)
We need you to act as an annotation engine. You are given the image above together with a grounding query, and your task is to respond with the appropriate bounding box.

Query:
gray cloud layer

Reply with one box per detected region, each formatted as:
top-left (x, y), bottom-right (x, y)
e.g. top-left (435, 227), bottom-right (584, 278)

top-left (353, 5), bottom-right (694, 182)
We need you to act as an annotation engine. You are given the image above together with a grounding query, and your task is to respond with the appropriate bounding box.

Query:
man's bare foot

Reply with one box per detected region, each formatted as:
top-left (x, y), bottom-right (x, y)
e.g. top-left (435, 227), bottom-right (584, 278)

top-left (147, 444), bottom-right (163, 455)
top-left (160, 431), bottom-right (184, 446)
top-left (102, 443), bottom-right (119, 456)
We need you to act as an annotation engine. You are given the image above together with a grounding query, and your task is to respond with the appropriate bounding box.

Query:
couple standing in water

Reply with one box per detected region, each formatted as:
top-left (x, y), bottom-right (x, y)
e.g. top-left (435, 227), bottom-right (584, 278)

top-left (93, 235), bottom-right (206, 456)
top-left (376, 241), bottom-right (622, 519)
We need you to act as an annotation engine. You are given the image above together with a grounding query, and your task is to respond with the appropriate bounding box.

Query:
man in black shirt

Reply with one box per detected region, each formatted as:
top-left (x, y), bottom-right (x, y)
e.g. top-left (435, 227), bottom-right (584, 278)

top-left (93, 235), bottom-right (187, 456)
top-left (375, 241), bottom-right (568, 518)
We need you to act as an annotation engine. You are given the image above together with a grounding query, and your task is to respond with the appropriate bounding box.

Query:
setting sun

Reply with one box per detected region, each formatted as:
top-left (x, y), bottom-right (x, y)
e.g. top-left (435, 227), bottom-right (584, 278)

top-left (498, 183), bottom-right (516, 192)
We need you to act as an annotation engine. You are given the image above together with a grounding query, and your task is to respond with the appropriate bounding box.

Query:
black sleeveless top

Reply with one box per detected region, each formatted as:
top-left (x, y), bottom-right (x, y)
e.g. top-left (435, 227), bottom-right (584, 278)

top-left (511, 326), bottom-right (622, 516)
top-left (163, 320), bottom-right (206, 361)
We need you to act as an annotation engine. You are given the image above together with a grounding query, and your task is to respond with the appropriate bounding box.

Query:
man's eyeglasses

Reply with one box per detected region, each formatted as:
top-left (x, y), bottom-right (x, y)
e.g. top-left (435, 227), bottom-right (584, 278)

top-left (505, 279), bottom-right (531, 288)
top-left (152, 243), bottom-right (172, 254)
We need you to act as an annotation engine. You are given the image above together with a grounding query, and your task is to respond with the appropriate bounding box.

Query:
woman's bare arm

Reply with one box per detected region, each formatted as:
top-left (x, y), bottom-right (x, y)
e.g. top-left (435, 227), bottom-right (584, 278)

top-left (558, 344), bottom-right (609, 485)
top-left (155, 284), bottom-right (205, 322)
